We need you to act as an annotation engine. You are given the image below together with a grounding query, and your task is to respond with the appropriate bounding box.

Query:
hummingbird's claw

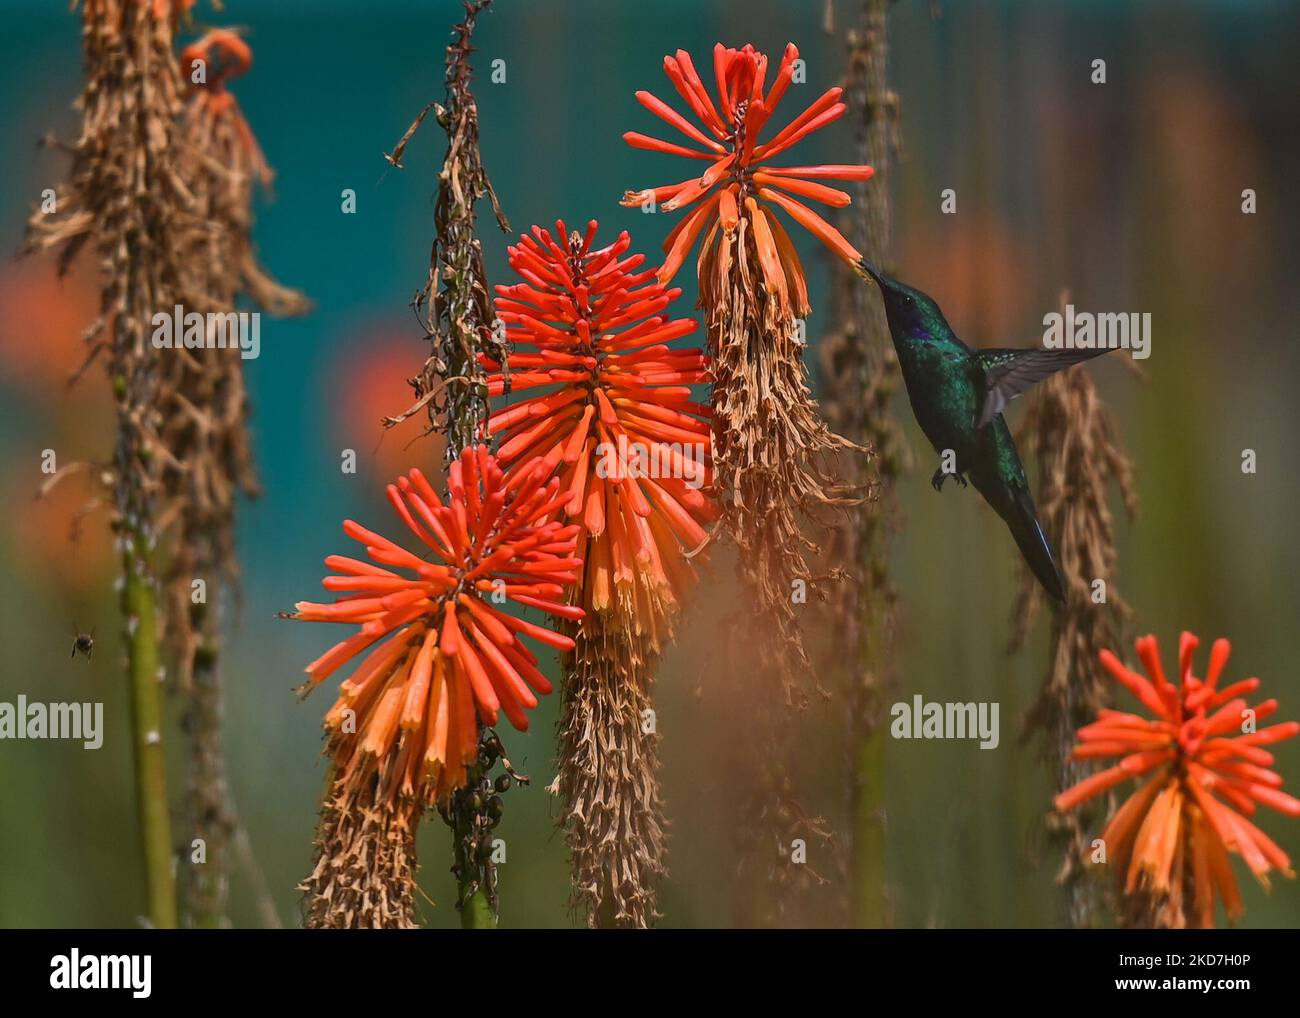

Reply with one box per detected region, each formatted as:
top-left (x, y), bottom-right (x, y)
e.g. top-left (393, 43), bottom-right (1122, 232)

top-left (931, 466), bottom-right (968, 492)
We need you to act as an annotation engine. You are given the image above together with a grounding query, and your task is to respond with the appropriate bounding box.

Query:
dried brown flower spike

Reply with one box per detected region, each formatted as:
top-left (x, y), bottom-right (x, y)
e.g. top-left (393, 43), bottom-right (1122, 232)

top-left (484, 222), bottom-right (717, 926)
top-left (624, 43), bottom-right (872, 922)
top-left (25, 0), bottom-right (199, 930)
top-left (1010, 313), bottom-right (1137, 926)
top-left (166, 27), bottom-right (310, 928)
top-left (382, 0), bottom-right (510, 456)
top-left (29, 5), bottom-right (308, 929)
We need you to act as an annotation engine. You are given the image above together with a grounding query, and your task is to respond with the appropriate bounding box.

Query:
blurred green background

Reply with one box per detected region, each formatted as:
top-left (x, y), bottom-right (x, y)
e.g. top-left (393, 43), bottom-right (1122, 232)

top-left (1, 0), bottom-right (1297, 928)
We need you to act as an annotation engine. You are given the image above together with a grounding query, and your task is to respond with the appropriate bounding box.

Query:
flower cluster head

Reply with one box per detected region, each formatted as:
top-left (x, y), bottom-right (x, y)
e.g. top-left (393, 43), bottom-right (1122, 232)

top-left (291, 447), bottom-right (584, 803)
top-left (622, 43), bottom-right (873, 314)
top-left (484, 221), bottom-right (717, 627)
top-left (1057, 632), bottom-right (1300, 926)
top-left (180, 29), bottom-right (269, 183)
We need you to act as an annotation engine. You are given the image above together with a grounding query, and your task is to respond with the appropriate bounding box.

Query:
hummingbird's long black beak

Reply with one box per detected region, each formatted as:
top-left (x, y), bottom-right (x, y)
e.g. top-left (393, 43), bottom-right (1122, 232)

top-left (856, 259), bottom-right (885, 288)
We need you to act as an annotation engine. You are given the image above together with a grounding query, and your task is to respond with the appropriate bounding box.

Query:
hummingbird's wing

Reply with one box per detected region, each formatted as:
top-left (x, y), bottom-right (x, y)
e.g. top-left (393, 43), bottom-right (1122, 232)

top-left (974, 348), bottom-right (1111, 427)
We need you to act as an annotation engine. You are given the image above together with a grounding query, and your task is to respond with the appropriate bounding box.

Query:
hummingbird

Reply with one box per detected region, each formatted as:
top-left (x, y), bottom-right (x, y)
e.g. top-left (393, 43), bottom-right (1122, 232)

top-left (857, 261), bottom-right (1111, 603)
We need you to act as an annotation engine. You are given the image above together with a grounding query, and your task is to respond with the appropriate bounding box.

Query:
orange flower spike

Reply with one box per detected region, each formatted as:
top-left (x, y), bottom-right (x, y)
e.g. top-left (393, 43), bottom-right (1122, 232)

top-left (485, 222), bottom-right (716, 634)
top-left (289, 446), bottom-right (583, 804)
top-left (624, 42), bottom-right (872, 278)
top-left (1059, 632), bottom-right (1300, 923)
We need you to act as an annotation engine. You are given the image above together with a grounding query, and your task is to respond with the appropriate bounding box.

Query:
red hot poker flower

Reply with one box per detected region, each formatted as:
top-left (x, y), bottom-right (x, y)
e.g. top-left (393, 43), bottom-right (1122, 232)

top-left (622, 43), bottom-right (873, 290)
top-left (289, 446), bottom-right (584, 803)
top-left (1057, 632), bottom-right (1300, 926)
top-left (484, 221), bottom-right (717, 625)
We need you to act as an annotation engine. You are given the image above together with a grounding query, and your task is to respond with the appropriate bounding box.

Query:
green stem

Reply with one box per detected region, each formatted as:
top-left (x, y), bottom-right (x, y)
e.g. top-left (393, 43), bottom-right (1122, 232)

top-left (852, 726), bottom-right (888, 926)
top-left (124, 533), bottom-right (177, 929)
top-left (847, 0), bottom-right (897, 930)
top-left (459, 881), bottom-right (496, 929)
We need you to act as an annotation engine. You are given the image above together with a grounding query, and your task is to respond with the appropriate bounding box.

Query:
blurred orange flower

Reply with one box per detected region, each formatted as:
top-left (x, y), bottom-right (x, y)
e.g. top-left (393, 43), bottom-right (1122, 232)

top-left (290, 446), bottom-right (583, 802)
top-left (328, 327), bottom-right (445, 482)
top-left (8, 466), bottom-right (113, 595)
top-left (0, 256), bottom-right (101, 393)
top-left (622, 42), bottom-right (873, 289)
top-left (1057, 632), bottom-right (1300, 926)
top-left (484, 221), bottom-right (717, 629)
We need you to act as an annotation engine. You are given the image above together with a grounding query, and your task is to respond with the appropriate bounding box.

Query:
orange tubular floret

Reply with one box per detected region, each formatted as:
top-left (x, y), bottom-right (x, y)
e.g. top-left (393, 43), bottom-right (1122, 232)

top-left (759, 164), bottom-right (876, 181)
top-left (623, 131), bottom-right (715, 161)
top-left (1055, 750), bottom-right (1174, 812)
top-left (752, 172), bottom-right (853, 208)
top-left (758, 186), bottom-right (863, 264)
top-left (660, 193), bottom-right (722, 282)
top-left (635, 90), bottom-right (726, 152)
top-left (752, 87), bottom-right (844, 156)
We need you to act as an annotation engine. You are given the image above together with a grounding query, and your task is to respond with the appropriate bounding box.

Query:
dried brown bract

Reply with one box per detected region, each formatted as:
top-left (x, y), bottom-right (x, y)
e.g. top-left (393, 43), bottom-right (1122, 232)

top-left (557, 614), bottom-right (669, 928)
top-left (163, 27), bottom-right (310, 928)
top-left (701, 226), bottom-right (865, 705)
top-left (302, 769), bottom-right (421, 930)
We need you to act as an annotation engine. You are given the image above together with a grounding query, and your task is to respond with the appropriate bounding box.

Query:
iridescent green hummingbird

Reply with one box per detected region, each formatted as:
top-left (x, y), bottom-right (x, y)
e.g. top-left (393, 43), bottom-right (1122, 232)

top-left (857, 261), bottom-right (1110, 603)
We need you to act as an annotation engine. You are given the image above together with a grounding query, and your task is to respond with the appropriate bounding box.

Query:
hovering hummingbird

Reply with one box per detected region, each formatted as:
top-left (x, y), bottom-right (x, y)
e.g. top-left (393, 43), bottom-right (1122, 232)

top-left (857, 261), bottom-right (1111, 603)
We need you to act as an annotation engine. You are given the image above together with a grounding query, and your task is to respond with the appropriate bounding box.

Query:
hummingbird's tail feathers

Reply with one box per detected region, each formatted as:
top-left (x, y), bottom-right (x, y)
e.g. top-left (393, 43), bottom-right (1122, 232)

top-left (1006, 485), bottom-right (1066, 604)
top-left (974, 347), bottom-right (1113, 428)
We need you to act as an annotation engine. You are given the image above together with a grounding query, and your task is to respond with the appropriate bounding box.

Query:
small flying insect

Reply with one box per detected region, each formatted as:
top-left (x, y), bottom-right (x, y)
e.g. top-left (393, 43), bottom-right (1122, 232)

top-left (71, 626), bottom-right (95, 661)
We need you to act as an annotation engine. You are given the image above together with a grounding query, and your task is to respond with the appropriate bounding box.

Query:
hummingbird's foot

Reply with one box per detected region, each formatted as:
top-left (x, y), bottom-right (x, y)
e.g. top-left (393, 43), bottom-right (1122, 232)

top-left (931, 467), bottom-right (968, 492)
